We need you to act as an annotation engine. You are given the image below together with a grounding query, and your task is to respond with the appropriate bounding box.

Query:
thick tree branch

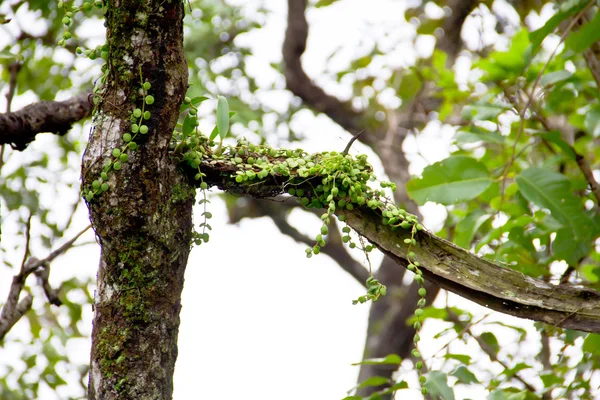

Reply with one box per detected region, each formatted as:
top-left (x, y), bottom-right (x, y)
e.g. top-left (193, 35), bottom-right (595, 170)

top-left (197, 158), bottom-right (600, 333)
top-left (283, 0), bottom-right (372, 145)
top-left (0, 92), bottom-right (92, 150)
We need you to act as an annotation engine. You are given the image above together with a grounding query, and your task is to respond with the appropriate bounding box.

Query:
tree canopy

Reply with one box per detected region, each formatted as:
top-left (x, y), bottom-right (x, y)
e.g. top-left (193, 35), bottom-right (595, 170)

top-left (1, 0), bottom-right (600, 399)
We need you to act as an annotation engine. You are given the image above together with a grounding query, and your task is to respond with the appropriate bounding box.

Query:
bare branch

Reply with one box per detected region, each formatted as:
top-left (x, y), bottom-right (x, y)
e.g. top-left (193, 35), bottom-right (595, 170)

top-left (0, 92), bottom-right (93, 150)
top-left (0, 225), bottom-right (91, 340)
top-left (283, 0), bottom-right (371, 141)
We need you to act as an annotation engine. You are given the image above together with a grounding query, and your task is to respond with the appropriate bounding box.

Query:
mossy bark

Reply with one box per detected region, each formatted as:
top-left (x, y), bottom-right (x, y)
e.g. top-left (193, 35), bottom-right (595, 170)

top-left (81, 1), bottom-right (192, 399)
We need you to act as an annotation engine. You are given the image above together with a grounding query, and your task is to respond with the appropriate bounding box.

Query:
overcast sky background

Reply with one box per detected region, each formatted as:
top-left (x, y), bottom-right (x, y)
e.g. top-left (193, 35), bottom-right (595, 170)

top-left (0, 1), bottom-right (580, 399)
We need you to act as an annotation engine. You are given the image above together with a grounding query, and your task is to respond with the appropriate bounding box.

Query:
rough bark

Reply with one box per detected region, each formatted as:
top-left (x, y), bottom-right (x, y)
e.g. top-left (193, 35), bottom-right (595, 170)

top-left (81, 1), bottom-right (192, 399)
top-left (0, 92), bottom-right (93, 150)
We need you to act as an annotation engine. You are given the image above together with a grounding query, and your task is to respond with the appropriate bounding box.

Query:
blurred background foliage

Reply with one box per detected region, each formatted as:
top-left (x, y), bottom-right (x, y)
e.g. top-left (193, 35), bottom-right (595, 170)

top-left (1, 0), bottom-right (600, 399)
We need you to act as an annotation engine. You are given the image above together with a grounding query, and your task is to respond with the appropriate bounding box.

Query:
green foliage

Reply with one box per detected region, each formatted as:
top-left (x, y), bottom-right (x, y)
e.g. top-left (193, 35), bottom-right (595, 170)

top-left (3, 0), bottom-right (600, 399)
top-left (406, 156), bottom-right (494, 205)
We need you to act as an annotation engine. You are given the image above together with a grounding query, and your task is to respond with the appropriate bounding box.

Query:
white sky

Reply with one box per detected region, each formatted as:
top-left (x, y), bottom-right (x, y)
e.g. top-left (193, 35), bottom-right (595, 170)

top-left (1, 1), bottom-right (595, 400)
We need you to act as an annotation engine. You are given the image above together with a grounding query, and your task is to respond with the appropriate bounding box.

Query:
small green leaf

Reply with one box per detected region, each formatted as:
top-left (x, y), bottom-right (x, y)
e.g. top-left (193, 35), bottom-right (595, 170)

top-left (455, 129), bottom-right (505, 145)
top-left (502, 362), bottom-right (531, 379)
top-left (480, 332), bottom-right (500, 357)
top-left (352, 354), bottom-right (401, 366)
top-left (191, 96), bottom-right (208, 106)
top-left (182, 114), bottom-right (196, 138)
top-left (357, 376), bottom-right (389, 389)
top-left (444, 353), bottom-right (472, 365)
top-left (407, 156), bottom-right (493, 205)
top-left (209, 125), bottom-right (219, 141)
top-left (216, 95), bottom-right (230, 140)
top-left (315, 0), bottom-right (339, 7)
top-left (487, 389), bottom-right (510, 400)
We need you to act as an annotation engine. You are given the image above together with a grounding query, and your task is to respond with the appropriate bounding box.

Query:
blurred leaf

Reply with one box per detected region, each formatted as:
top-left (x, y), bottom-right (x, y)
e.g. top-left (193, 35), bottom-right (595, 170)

top-left (352, 354), bottom-right (401, 366)
top-left (580, 263), bottom-right (600, 283)
top-left (425, 371), bottom-right (455, 400)
top-left (540, 70), bottom-right (571, 87)
top-left (444, 354), bottom-right (472, 365)
top-left (477, 30), bottom-right (530, 80)
top-left (538, 130), bottom-right (576, 160)
top-left (454, 210), bottom-right (491, 249)
top-left (352, 54), bottom-right (373, 69)
top-left (455, 129), bottom-right (505, 145)
top-left (565, 11), bottom-right (600, 52)
top-left (540, 373), bottom-right (563, 388)
top-left (407, 156), bottom-right (493, 205)
top-left (516, 168), bottom-right (593, 264)
top-left (462, 102), bottom-right (512, 121)
top-left (584, 105), bottom-right (600, 137)
top-left (502, 362), bottom-right (531, 378)
top-left (480, 332), bottom-right (500, 357)
top-left (388, 381), bottom-right (408, 390)
top-left (0, 49), bottom-right (20, 60)
top-left (315, 0), bottom-right (340, 7)
top-left (397, 71), bottom-right (422, 101)
top-left (452, 366), bottom-right (479, 384)
top-left (529, 1), bottom-right (586, 54)
top-left (357, 376), bottom-right (389, 389)
top-left (582, 333), bottom-right (600, 356)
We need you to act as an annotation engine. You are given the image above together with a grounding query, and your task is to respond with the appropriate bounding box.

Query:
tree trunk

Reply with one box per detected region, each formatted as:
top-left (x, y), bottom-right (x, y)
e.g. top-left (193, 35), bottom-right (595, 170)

top-left (81, 1), bottom-right (192, 398)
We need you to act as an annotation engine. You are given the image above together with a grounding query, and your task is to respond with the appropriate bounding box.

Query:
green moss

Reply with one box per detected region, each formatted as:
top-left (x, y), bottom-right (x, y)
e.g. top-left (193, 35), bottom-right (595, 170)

top-left (170, 182), bottom-right (194, 204)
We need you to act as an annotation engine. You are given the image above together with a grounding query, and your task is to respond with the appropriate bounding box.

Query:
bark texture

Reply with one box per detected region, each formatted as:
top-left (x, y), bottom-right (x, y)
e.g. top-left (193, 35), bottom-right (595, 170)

top-left (81, 1), bottom-right (192, 399)
top-left (0, 92), bottom-right (92, 150)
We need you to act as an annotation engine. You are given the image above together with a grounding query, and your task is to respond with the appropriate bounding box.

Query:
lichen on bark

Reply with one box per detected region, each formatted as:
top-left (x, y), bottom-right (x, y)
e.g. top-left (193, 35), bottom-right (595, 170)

top-left (81, 1), bottom-right (192, 399)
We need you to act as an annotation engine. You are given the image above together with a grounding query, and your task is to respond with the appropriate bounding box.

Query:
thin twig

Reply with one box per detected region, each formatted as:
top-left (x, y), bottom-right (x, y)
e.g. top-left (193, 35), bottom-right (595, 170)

top-left (341, 130), bottom-right (364, 156)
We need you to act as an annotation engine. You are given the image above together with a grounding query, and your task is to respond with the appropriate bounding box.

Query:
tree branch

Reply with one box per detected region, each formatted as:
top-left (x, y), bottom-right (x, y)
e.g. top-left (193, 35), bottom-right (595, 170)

top-left (196, 157), bottom-right (600, 333)
top-left (0, 92), bottom-right (92, 150)
top-left (283, 0), bottom-right (379, 148)
top-left (0, 225), bottom-right (91, 341)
